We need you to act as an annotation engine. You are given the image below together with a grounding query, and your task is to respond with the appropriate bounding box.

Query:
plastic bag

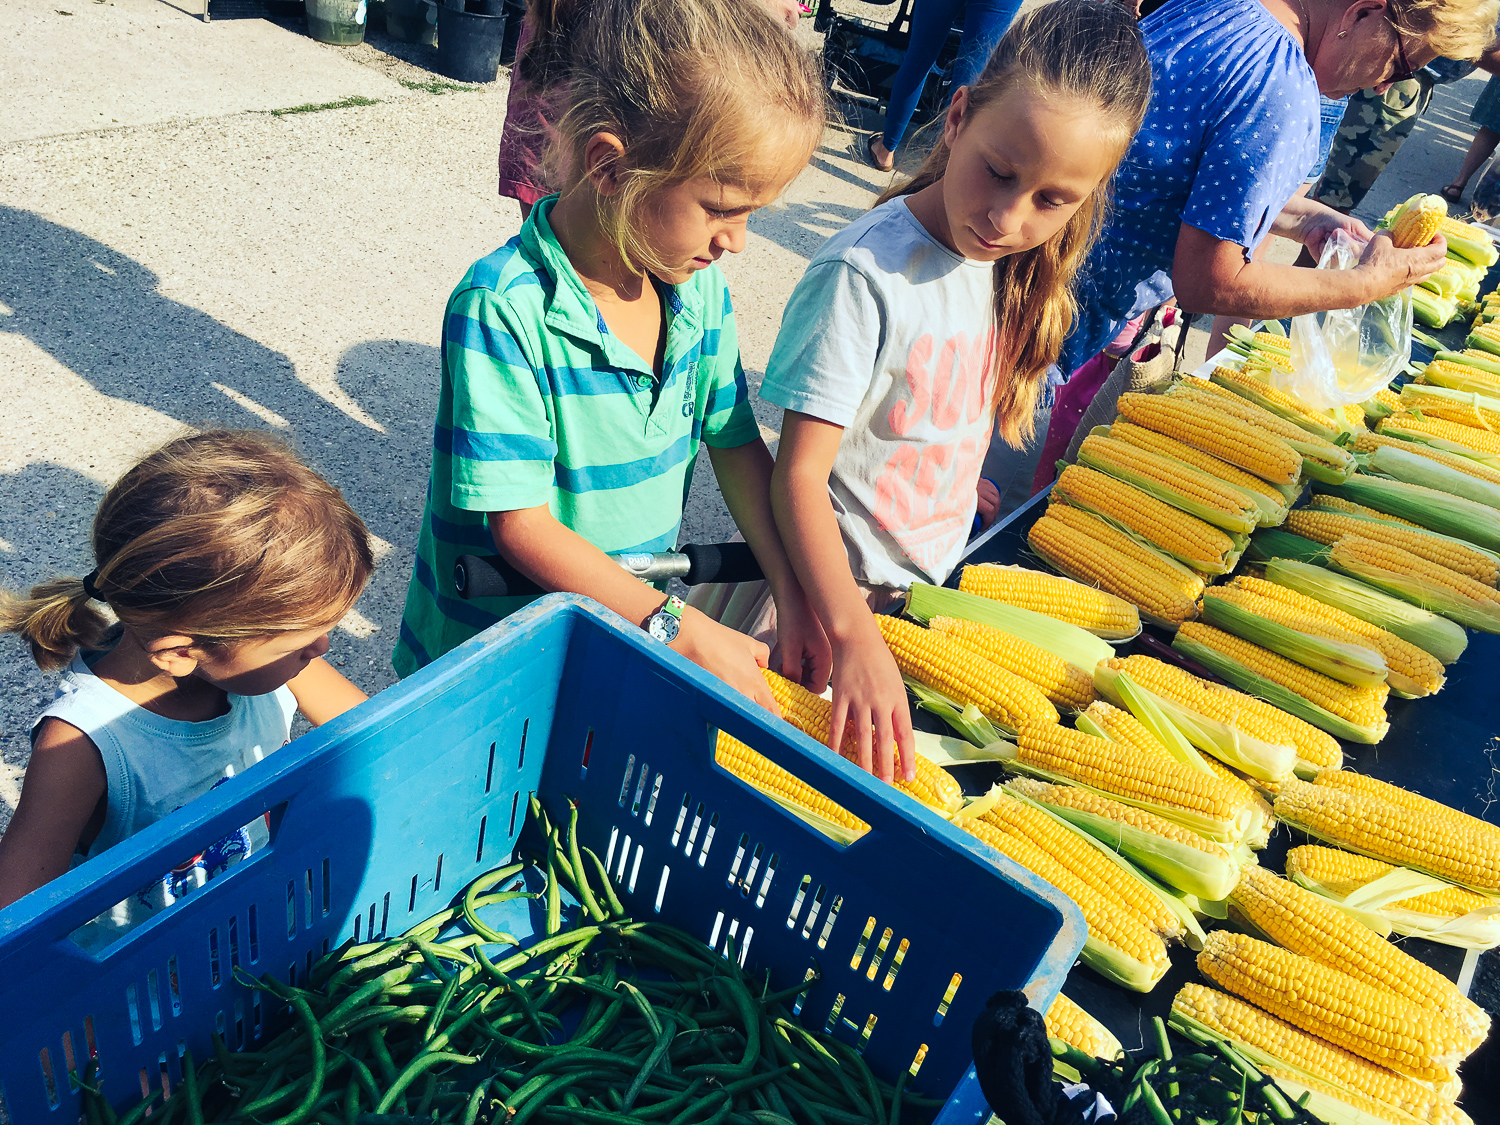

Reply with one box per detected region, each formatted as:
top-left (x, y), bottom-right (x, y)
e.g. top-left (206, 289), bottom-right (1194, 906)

top-left (1281, 229), bottom-right (1412, 409)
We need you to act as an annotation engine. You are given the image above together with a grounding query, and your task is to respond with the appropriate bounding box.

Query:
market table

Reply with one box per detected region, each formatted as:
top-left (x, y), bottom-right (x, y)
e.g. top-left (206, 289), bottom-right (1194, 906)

top-left (949, 477), bottom-right (1500, 1120)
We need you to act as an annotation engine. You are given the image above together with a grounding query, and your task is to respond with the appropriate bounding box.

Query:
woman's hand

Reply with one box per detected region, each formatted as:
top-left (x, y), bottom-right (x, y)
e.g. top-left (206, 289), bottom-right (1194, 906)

top-left (976, 477), bottom-right (1001, 532)
top-left (673, 606), bottom-right (781, 715)
top-left (829, 619), bottom-right (915, 784)
top-left (1299, 209), bottom-right (1372, 260)
top-left (1355, 229), bottom-right (1449, 299)
top-left (771, 580), bottom-right (834, 694)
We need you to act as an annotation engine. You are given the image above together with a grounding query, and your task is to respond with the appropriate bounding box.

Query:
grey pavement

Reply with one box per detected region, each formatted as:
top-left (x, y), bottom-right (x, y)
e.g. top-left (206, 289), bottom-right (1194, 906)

top-left (0, 0), bottom-right (1480, 838)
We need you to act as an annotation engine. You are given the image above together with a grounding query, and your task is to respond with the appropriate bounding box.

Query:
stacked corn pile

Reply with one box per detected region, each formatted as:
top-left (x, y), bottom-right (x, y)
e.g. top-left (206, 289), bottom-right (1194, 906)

top-left (1377, 194), bottom-right (1496, 327)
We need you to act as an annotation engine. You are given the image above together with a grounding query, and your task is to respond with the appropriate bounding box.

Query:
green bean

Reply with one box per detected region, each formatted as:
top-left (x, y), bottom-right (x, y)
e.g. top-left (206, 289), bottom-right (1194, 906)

top-left (364, 1028), bottom-right (398, 1086)
top-left (885, 1070), bottom-right (906, 1125)
top-left (494, 925), bottom-right (603, 974)
top-left (179, 1048), bottom-right (204, 1125)
top-left (342, 1085), bottom-right (360, 1125)
top-left (506, 1072), bottom-right (579, 1125)
top-left (821, 1033), bottom-right (881, 1117)
top-left (615, 980), bottom-right (663, 1038)
top-left (779, 1084), bottom-right (827, 1125)
top-left (582, 846), bottom-right (626, 918)
top-left (544, 842), bottom-right (563, 938)
top-left (318, 966), bottom-right (416, 1035)
top-left (770, 1018), bottom-right (867, 1116)
top-left (373, 1052), bottom-right (477, 1115)
top-left (1139, 1080), bottom-right (1174, 1125)
top-left (1049, 1039), bottom-right (1100, 1077)
top-left (1151, 1015), bottom-right (1179, 1101)
top-left (413, 1072), bottom-right (437, 1119)
top-left (424, 968), bottom-right (463, 1042)
top-left (565, 799), bottom-right (607, 923)
top-left (621, 1015), bottom-right (677, 1111)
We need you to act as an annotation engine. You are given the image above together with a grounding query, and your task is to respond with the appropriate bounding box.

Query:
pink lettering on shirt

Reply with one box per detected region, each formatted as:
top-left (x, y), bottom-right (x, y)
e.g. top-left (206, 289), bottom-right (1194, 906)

top-left (887, 335), bottom-right (933, 436)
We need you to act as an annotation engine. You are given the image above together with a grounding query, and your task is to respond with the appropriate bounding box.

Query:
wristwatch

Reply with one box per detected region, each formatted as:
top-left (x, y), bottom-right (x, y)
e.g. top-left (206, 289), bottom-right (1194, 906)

top-left (645, 595), bottom-right (686, 644)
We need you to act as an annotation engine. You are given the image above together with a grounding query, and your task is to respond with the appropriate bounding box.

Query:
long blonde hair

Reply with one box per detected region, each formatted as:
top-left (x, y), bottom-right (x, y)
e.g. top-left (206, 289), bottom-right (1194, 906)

top-left (549, 0), bottom-right (828, 276)
top-left (0, 431), bottom-right (374, 671)
top-left (879, 0), bottom-right (1151, 447)
top-left (1387, 0), bottom-right (1498, 60)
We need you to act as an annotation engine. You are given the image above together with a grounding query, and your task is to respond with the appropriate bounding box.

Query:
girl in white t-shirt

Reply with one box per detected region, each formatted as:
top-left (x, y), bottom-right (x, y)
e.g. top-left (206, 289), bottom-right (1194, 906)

top-left (0, 431), bottom-right (374, 924)
top-left (762, 0), bottom-right (1151, 782)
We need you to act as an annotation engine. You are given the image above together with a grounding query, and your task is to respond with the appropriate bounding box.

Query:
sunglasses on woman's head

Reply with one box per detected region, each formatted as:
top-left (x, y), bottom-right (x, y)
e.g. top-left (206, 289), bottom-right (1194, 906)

top-left (1387, 12), bottom-right (1417, 84)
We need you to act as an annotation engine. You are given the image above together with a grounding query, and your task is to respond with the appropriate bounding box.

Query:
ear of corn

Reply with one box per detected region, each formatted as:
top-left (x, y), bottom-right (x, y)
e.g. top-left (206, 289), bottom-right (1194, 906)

top-left (1399, 381), bottom-right (1500, 433)
top-left (1165, 383), bottom-right (1356, 484)
top-left (1105, 420), bottom-right (1295, 520)
top-left (997, 721), bottom-right (1259, 846)
top-left (1094, 657), bottom-right (1313, 784)
top-left (906, 579), bottom-right (1122, 666)
top-left (1200, 589), bottom-right (1389, 690)
top-left (1004, 777), bottom-right (1241, 901)
top-left (873, 614), bottom-right (1058, 735)
top-left (1354, 428), bottom-right (1500, 492)
top-left (926, 615), bottom-right (1094, 710)
top-left (1275, 778), bottom-right (1500, 895)
top-left (1221, 577), bottom-right (1444, 698)
top-left (1312, 769), bottom-right (1500, 852)
top-left (1324, 473), bottom-right (1500, 552)
top-left (959, 815), bottom-right (1171, 991)
top-left (1196, 930), bottom-right (1468, 1083)
top-left (1429, 346), bottom-right (1500, 378)
top-left (1381, 411), bottom-right (1500, 462)
top-left (1229, 865), bottom-right (1489, 1045)
top-left (1116, 391), bottom-right (1303, 485)
top-left (1044, 992), bottom-right (1122, 1061)
top-left (1310, 492), bottom-right (1420, 526)
top-left (1329, 535), bottom-right (1500, 633)
top-left (1029, 505), bottom-right (1204, 627)
top-left (952, 562), bottom-right (1142, 640)
top-left (1210, 365), bottom-right (1347, 439)
top-left (1288, 506), bottom-right (1500, 586)
top-left (1362, 386), bottom-right (1403, 422)
top-left (1076, 432), bottom-right (1263, 533)
top-left (714, 731), bottom-right (868, 842)
top-left (1472, 324), bottom-right (1500, 356)
top-left (1285, 845), bottom-right (1500, 952)
top-left (1367, 437), bottom-right (1500, 516)
top-left (1387, 193), bottom-right (1446, 249)
top-left (1420, 357), bottom-right (1500, 397)
top-left (1053, 465), bottom-right (1243, 574)
top-left (1261, 559), bottom-right (1468, 665)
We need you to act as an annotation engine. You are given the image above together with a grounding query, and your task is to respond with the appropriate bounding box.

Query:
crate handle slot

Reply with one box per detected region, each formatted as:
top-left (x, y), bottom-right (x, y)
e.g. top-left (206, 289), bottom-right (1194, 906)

top-left (816, 895), bottom-right (843, 951)
top-left (670, 793), bottom-right (691, 847)
top-left (476, 815), bottom-right (488, 864)
top-left (726, 833), bottom-right (750, 888)
top-left (59, 1032), bottom-right (78, 1092)
top-left (697, 812), bottom-right (720, 867)
top-left (786, 875), bottom-right (812, 930)
top-left (644, 774), bottom-right (663, 826)
top-left (932, 972), bottom-right (962, 1027)
top-left (653, 865), bottom-right (670, 913)
top-left (146, 968), bottom-right (163, 1031)
top-left (754, 852), bottom-right (778, 909)
top-left (881, 938), bottom-right (909, 991)
top-left (617, 755), bottom-right (637, 807)
top-left (615, 835), bottom-right (632, 882)
top-left (485, 742), bottom-right (497, 794)
top-left (822, 993), bottom-right (846, 1035)
top-left (247, 905), bottom-right (260, 964)
top-left (849, 916), bottom-right (876, 971)
top-left (208, 928), bottom-right (221, 989)
top-left (799, 885), bottom-right (827, 940)
top-left (858, 1013), bottom-right (878, 1052)
top-left (864, 927), bottom-right (893, 982)
top-left (631, 765), bottom-right (650, 817)
top-left (167, 955), bottom-right (183, 1016)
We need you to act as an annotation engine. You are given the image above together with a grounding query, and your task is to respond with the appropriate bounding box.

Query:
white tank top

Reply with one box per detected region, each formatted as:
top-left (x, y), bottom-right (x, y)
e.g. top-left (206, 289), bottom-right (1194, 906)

top-left (35, 646), bottom-right (295, 948)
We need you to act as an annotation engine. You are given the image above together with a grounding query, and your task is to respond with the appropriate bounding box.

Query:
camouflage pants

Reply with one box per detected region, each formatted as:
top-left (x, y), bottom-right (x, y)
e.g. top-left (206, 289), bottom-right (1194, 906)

top-left (1313, 75), bottom-right (1434, 211)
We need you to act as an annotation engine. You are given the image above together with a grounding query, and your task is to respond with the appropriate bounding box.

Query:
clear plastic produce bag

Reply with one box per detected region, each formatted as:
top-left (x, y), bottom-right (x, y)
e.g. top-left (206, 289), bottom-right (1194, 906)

top-left (1281, 229), bottom-right (1412, 409)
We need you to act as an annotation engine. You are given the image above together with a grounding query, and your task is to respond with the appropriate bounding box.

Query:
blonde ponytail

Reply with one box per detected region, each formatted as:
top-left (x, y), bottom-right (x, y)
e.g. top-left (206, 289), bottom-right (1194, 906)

top-left (0, 577), bottom-right (114, 672)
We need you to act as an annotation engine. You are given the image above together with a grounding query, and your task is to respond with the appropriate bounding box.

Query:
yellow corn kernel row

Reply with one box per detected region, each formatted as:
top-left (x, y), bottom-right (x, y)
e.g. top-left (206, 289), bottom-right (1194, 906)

top-left (1116, 391), bottom-right (1302, 486)
top-left (1172, 984), bottom-right (1468, 1122)
top-left (1045, 992), bottom-right (1122, 1060)
top-left (1309, 489), bottom-right (1421, 527)
top-left (1353, 429), bottom-right (1500, 490)
top-left (1005, 776), bottom-right (1229, 859)
top-left (1313, 769), bottom-right (1500, 853)
top-left (1288, 509), bottom-right (1498, 586)
top-left (1184, 378), bottom-right (1348, 458)
top-left (1054, 464), bottom-right (1237, 571)
top-left (1197, 930), bottom-right (1466, 1084)
top-left (1258, 1068), bottom-right (1456, 1125)
top-left (1079, 432), bottom-right (1261, 523)
top-left (1030, 505), bottom-right (1203, 626)
top-left (1215, 366), bottom-right (1342, 437)
top-left (1104, 655), bottom-right (1343, 771)
top-left (1390, 194), bottom-right (1446, 248)
top-left (1109, 421), bottom-right (1291, 508)
top-left (1285, 844), bottom-right (1496, 920)
top-left (927, 616), bottom-right (1094, 710)
top-left (1274, 779), bottom-right (1500, 895)
top-left (1333, 537), bottom-right (1500, 607)
top-left (1230, 865), bottom-right (1488, 1044)
top-left (956, 561), bottom-right (1140, 637)
top-left (714, 732), bottom-right (868, 834)
top-left (1381, 412), bottom-right (1500, 455)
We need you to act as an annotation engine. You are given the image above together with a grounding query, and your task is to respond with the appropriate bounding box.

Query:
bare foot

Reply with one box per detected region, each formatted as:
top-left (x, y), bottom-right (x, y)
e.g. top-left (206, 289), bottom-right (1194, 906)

top-left (864, 133), bottom-right (895, 173)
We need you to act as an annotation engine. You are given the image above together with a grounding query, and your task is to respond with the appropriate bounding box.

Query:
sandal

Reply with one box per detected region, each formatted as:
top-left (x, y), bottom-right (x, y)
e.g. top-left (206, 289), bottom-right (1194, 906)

top-left (862, 132), bottom-right (894, 173)
top-left (1442, 184), bottom-right (1465, 204)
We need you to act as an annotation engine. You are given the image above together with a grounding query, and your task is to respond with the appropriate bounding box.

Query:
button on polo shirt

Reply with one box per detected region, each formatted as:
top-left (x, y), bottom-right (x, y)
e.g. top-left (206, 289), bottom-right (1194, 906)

top-left (395, 197), bottom-right (758, 676)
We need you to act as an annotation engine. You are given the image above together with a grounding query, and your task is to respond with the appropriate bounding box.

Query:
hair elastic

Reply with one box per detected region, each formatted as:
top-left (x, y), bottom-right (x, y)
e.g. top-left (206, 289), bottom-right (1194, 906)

top-left (81, 570), bottom-right (103, 600)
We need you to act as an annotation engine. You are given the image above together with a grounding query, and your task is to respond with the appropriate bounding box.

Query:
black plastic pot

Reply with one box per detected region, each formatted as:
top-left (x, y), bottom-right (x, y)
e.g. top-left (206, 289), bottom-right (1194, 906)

top-left (499, 0), bottom-right (525, 65)
top-left (385, 0), bottom-right (436, 44)
top-left (435, 3), bottom-right (508, 83)
top-left (305, 0), bottom-right (366, 44)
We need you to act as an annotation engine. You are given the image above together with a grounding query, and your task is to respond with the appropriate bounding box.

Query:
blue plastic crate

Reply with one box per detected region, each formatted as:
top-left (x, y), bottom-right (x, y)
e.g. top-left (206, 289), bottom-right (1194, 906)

top-left (0, 595), bottom-right (1085, 1122)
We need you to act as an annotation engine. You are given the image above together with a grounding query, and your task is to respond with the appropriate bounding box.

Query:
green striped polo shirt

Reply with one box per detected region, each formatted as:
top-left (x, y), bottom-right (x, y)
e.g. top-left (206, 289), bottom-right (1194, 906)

top-left (394, 197), bottom-right (758, 676)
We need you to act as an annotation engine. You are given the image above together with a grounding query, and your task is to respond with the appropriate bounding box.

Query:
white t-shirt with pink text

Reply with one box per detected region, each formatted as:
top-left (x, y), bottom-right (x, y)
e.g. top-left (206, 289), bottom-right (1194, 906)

top-left (761, 198), bottom-right (996, 589)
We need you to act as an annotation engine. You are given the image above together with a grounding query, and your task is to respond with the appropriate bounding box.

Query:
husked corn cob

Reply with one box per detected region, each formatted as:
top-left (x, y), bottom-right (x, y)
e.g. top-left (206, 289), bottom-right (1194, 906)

top-left (873, 615), bottom-right (1059, 731)
top-left (895, 756), bottom-right (966, 815)
top-left (1402, 392), bottom-right (1500, 432)
top-left (1285, 845), bottom-right (1496, 920)
top-left (1181, 380), bottom-right (1350, 457)
top-left (1176, 622), bottom-right (1389, 729)
top-left (1103, 656), bottom-right (1344, 771)
top-left (714, 732), bottom-right (868, 834)
top-left (1116, 392), bottom-right (1302, 485)
top-left (1172, 984), bottom-right (1469, 1123)
top-left (1354, 429), bottom-right (1500, 489)
top-left (1007, 778), bottom-right (1230, 860)
top-left (927, 616), bottom-right (1094, 710)
top-left (1310, 488), bottom-right (1421, 526)
top-left (1382, 412), bottom-right (1500, 455)
top-left (960, 816), bottom-right (1171, 978)
top-left (981, 798), bottom-right (1184, 938)
top-left (1422, 357), bottom-right (1500, 393)
top-left (1373, 387), bottom-right (1404, 412)
top-left (1013, 722), bottom-right (1247, 823)
top-left (1274, 778), bottom-right (1500, 894)
top-left (1221, 579), bottom-right (1445, 697)
top-left (1259, 1067), bottom-right (1443, 1125)
top-left (1389, 194), bottom-right (1446, 248)
top-left (1231, 865), bottom-right (1488, 1042)
top-left (1288, 509), bottom-right (1499, 586)
top-left (1045, 992), bottom-right (1122, 1060)
top-left (1054, 464), bottom-right (1237, 571)
top-left (956, 562), bottom-right (1140, 637)
top-left (1214, 366), bottom-right (1342, 437)
top-left (1312, 769), bottom-right (1500, 851)
top-left (1242, 350), bottom-right (1295, 373)
top-left (1109, 421), bottom-right (1290, 507)
top-left (1341, 403), bottom-right (1368, 430)
top-left (1030, 507), bottom-right (1203, 625)
top-left (1333, 536), bottom-right (1500, 606)
top-left (1078, 433), bottom-right (1263, 526)
top-left (1443, 215), bottom-right (1489, 240)
top-left (1196, 931), bottom-right (1466, 1083)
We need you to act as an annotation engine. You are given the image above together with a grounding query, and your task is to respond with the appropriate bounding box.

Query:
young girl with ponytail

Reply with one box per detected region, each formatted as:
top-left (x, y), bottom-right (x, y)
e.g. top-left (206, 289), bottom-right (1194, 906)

top-left (0, 431), bottom-right (373, 922)
top-left (763, 0), bottom-right (1153, 782)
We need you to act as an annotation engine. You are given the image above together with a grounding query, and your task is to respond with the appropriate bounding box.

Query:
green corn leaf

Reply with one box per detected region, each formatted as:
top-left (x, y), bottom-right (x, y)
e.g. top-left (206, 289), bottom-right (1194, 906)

top-left (1078, 438), bottom-right (1261, 534)
top-left (1323, 473), bottom-right (1500, 551)
top-left (1201, 593), bottom-right (1387, 689)
top-left (904, 579), bottom-right (1129, 657)
top-left (1366, 442), bottom-right (1500, 512)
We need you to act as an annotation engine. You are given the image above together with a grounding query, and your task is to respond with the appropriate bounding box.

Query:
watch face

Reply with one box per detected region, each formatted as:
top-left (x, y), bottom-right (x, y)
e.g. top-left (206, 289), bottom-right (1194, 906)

top-left (648, 612), bottom-right (680, 643)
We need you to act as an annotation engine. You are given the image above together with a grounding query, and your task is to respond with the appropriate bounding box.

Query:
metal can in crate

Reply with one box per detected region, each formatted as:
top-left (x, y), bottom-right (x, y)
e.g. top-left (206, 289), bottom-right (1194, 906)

top-left (0, 595), bottom-right (1085, 1122)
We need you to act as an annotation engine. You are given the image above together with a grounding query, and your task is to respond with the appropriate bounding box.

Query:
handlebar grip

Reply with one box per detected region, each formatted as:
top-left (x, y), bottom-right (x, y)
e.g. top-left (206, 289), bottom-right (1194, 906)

top-left (682, 542), bottom-right (764, 586)
top-left (453, 555), bottom-right (545, 600)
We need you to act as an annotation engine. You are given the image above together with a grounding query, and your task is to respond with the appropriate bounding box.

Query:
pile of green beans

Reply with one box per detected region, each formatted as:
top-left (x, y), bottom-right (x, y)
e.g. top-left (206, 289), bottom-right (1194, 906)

top-left (80, 797), bottom-right (941, 1125)
top-left (1053, 1016), bottom-right (1325, 1125)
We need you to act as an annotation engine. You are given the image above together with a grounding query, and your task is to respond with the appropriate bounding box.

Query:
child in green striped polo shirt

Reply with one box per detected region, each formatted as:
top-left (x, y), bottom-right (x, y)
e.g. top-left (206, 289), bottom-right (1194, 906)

top-left (396, 0), bottom-right (830, 712)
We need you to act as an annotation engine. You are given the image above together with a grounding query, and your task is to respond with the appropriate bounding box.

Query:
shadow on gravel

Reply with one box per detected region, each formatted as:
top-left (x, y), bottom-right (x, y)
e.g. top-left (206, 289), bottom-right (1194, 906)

top-left (749, 199), bottom-right (868, 261)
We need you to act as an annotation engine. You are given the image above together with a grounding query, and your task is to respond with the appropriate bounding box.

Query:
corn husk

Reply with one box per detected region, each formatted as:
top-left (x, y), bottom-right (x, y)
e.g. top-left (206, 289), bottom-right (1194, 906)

top-left (1366, 442), bottom-right (1500, 511)
top-left (904, 581), bottom-right (1128, 661)
top-left (1379, 418), bottom-right (1500, 470)
top-left (1051, 476), bottom-right (1247, 575)
top-left (1323, 474), bottom-right (1500, 551)
top-left (1077, 435), bottom-right (1261, 534)
top-left (1091, 424), bottom-right (1300, 520)
top-left (1288, 862), bottom-right (1500, 951)
top-left (1093, 664), bottom-right (1297, 785)
top-left (1170, 628), bottom-right (1389, 746)
top-left (1414, 286), bottom-right (1459, 328)
top-left (1201, 592), bottom-right (1387, 689)
top-left (903, 677), bottom-right (1007, 745)
top-left (1262, 559), bottom-right (1468, 664)
top-left (1399, 381), bottom-right (1500, 431)
top-left (1324, 538), bottom-right (1500, 634)
top-left (1470, 329), bottom-right (1500, 356)
top-left (1166, 383), bottom-right (1357, 484)
top-left (1303, 499), bottom-right (1500, 576)
top-left (1209, 366), bottom-right (1352, 439)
